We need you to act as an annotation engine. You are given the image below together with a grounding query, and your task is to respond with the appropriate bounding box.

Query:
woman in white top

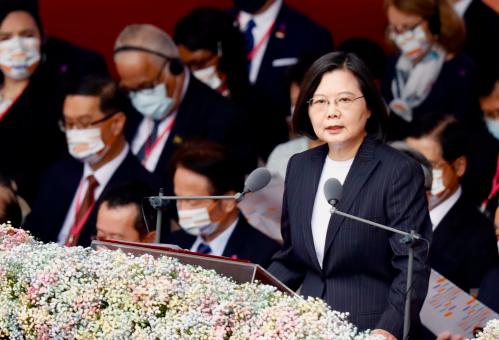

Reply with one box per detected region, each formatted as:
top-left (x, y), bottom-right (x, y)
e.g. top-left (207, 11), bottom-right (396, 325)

top-left (268, 52), bottom-right (432, 339)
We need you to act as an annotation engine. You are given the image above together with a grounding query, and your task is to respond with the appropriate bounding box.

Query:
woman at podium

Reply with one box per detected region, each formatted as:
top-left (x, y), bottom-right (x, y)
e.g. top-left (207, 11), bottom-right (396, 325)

top-left (268, 52), bottom-right (432, 340)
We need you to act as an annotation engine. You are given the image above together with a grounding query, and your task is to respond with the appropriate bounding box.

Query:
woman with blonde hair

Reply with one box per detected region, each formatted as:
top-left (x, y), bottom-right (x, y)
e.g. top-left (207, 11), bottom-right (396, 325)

top-left (382, 0), bottom-right (478, 140)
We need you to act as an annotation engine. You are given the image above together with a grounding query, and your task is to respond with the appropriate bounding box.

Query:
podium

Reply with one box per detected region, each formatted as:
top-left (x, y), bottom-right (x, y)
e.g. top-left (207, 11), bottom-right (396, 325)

top-left (91, 239), bottom-right (294, 295)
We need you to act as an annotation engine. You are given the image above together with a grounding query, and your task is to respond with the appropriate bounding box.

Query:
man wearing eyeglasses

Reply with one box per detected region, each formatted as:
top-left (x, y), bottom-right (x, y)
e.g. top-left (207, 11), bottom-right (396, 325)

top-left (113, 24), bottom-right (256, 186)
top-left (24, 76), bottom-right (160, 247)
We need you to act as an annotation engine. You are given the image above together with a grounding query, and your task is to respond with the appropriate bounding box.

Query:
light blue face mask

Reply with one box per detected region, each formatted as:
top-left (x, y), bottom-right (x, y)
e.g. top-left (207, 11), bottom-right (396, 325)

top-left (129, 83), bottom-right (174, 120)
top-left (485, 118), bottom-right (499, 141)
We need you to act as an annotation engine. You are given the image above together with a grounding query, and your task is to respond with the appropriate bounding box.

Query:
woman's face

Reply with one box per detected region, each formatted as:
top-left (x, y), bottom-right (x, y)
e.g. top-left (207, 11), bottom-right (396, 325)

top-left (386, 5), bottom-right (433, 60)
top-left (308, 69), bottom-right (370, 150)
top-left (0, 11), bottom-right (42, 80)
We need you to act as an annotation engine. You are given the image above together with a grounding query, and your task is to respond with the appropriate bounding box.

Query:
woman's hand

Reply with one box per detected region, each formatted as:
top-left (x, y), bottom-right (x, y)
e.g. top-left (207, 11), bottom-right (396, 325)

top-left (371, 329), bottom-right (397, 340)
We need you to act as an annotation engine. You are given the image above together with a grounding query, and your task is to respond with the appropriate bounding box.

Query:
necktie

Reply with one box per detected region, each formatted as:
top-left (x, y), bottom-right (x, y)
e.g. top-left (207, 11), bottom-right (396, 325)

top-left (137, 120), bottom-right (161, 162)
top-left (244, 19), bottom-right (257, 54)
top-left (244, 19), bottom-right (256, 71)
top-left (196, 242), bottom-right (212, 255)
top-left (65, 175), bottom-right (99, 246)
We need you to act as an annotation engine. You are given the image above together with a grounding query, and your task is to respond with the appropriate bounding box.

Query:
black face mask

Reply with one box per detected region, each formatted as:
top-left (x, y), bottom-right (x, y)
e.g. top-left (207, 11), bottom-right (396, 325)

top-left (233, 0), bottom-right (268, 14)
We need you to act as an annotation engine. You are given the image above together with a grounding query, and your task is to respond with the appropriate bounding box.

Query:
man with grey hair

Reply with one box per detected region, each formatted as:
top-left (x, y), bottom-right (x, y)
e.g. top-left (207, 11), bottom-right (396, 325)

top-left (113, 24), bottom-right (255, 189)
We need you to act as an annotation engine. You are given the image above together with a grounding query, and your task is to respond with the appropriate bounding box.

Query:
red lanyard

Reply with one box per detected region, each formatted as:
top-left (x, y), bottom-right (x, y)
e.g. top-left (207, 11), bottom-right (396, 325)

top-left (238, 13), bottom-right (275, 61)
top-left (70, 179), bottom-right (97, 239)
top-left (142, 116), bottom-right (176, 164)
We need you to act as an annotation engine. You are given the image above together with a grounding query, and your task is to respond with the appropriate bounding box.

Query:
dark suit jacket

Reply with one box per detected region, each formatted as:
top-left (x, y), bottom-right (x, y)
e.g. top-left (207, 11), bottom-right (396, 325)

top-left (0, 37), bottom-right (108, 205)
top-left (166, 213), bottom-right (280, 267)
top-left (430, 194), bottom-right (499, 292)
top-left (463, 0), bottom-right (499, 73)
top-left (231, 4), bottom-right (334, 117)
top-left (268, 136), bottom-right (432, 338)
top-left (125, 74), bottom-right (256, 188)
top-left (478, 267), bottom-right (499, 313)
top-left (23, 150), bottom-right (160, 247)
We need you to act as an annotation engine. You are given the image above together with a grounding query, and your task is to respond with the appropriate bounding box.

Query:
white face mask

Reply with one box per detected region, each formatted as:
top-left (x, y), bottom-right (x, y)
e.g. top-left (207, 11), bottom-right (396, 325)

top-left (129, 83), bottom-right (174, 120)
top-left (66, 128), bottom-right (106, 165)
top-left (193, 65), bottom-right (222, 90)
top-left (485, 118), bottom-right (499, 141)
top-left (178, 206), bottom-right (219, 236)
top-left (390, 25), bottom-right (430, 61)
top-left (431, 168), bottom-right (445, 196)
top-left (0, 36), bottom-right (41, 80)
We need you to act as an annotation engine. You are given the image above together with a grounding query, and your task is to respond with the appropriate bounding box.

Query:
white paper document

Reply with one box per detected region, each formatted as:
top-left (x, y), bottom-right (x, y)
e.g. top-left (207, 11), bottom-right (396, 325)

top-left (420, 269), bottom-right (499, 338)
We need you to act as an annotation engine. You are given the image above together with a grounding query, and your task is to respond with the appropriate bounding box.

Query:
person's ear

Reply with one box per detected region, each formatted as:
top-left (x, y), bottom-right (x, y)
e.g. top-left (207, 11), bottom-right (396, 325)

top-left (110, 112), bottom-right (126, 136)
top-left (142, 230), bottom-right (156, 243)
top-left (220, 191), bottom-right (238, 213)
top-left (452, 156), bottom-right (467, 178)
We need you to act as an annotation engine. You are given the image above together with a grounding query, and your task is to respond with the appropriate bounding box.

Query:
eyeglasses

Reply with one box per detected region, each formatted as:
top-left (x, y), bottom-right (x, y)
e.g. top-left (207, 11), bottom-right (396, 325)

top-left (121, 59), bottom-right (168, 93)
top-left (387, 20), bottom-right (424, 37)
top-left (59, 111), bottom-right (119, 132)
top-left (307, 94), bottom-right (364, 114)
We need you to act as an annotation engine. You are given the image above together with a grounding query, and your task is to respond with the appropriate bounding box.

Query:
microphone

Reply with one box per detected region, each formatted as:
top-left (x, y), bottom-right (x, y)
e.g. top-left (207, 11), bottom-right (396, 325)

top-left (148, 167), bottom-right (272, 208)
top-left (324, 178), bottom-right (343, 207)
top-left (322, 177), bottom-right (424, 340)
top-left (237, 167), bottom-right (272, 201)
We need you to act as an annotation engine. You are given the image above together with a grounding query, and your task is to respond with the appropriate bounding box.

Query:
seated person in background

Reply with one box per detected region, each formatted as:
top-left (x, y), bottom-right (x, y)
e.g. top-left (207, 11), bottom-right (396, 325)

top-left (96, 181), bottom-right (156, 243)
top-left (482, 70), bottom-right (499, 233)
top-left (113, 23), bottom-right (255, 182)
top-left (0, 173), bottom-right (22, 226)
top-left (266, 54), bottom-right (324, 179)
top-left (382, 0), bottom-right (479, 140)
top-left (230, 0), bottom-right (334, 122)
top-left (406, 115), bottom-right (499, 293)
top-left (451, 0), bottom-right (499, 76)
top-left (0, 0), bottom-right (108, 205)
top-left (166, 140), bottom-right (280, 267)
top-left (24, 76), bottom-right (159, 247)
top-left (174, 7), bottom-right (288, 161)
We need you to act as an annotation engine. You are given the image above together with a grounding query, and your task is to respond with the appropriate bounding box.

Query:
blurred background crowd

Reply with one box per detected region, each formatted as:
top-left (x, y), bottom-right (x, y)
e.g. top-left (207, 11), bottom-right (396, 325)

top-left (0, 0), bottom-right (498, 337)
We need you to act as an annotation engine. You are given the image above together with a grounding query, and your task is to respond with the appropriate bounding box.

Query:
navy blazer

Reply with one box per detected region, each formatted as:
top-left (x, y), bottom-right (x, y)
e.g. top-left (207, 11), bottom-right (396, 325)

top-left (231, 4), bottom-right (334, 116)
top-left (166, 213), bottom-right (280, 268)
top-left (430, 194), bottom-right (499, 292)
top-left (268, 136), bottom-right (432, 338)
top-left (24, 151), bottom-right (160, 247)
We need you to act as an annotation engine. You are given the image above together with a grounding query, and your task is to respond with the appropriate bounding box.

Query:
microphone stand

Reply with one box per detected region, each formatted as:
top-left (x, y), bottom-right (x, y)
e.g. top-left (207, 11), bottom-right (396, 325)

top-left (329, 206), bottom-right (420, 340)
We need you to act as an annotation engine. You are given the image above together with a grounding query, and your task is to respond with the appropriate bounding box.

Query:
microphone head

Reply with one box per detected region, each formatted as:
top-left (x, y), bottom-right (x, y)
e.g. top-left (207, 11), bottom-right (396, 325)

top-left (324, 178), bottom-right (343, 206)
top-left (244, 167), bottom-right (271, 193)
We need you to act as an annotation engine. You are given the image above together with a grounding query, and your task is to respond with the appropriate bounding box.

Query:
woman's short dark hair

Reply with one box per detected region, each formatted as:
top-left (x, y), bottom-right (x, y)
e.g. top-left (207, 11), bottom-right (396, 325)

top-left (292, 52), bottom-right (388, 141)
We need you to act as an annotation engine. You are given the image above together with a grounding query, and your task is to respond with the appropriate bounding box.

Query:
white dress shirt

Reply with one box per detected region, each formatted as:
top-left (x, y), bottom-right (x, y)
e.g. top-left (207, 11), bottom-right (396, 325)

top-left (190, 218), bottom-right (239, 256)
top-left (453, 0), bottom-right (473, 17)
top-left (430, 186), bottom-right (462, 230)
top-left (238, 0), bottom-right (283, 84)
top-left (131, 71), bottom-right (190, 172)
top-left (311, 156), bottom-right (353, 267)
top-left (57, 143), bottom-right (130, 244)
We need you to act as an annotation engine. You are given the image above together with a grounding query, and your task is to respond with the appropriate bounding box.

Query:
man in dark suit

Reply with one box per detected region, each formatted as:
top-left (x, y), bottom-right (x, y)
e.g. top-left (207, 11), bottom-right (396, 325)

top-left (24, 76), bottom-right (159, 247)
top-left (231, 0), bottom-right (334, 116)
top-left (113, 24), bottom-right (255, 190)
top-left (452, 0), bottom-right (499, 74)
top-left (406, 115), bottom-right (499, 294)
top-left (165, 140), bottom-right (280, 267)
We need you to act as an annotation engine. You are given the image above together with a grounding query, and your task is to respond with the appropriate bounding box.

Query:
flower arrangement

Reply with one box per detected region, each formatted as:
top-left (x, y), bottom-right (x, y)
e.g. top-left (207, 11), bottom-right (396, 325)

top-left (0, 224), bottom-right (381, 339)
top-left (475, 319), bottom-right (499, 340)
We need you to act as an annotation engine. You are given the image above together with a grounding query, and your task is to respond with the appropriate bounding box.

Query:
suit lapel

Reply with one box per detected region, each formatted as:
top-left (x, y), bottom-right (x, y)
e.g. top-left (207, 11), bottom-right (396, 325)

top-left (323, 137), bottom-right (380, 255)
top-left (302, 144), bottom-right (328, 272)
top-left (255, 5), bottom-right (288, 85)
